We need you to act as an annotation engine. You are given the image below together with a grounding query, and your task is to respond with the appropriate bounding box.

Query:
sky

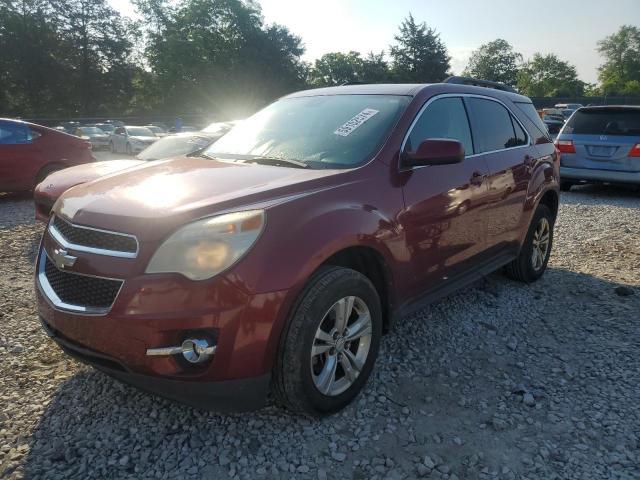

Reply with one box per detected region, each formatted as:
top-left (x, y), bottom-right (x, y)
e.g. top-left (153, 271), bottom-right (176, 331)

top-left (109, 0), bottom-right (640, 83)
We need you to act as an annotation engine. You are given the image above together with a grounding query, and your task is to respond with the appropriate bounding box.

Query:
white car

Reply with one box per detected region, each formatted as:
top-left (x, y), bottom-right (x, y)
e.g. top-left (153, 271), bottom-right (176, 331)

top-left (109, 126), bottom-right (158, 154)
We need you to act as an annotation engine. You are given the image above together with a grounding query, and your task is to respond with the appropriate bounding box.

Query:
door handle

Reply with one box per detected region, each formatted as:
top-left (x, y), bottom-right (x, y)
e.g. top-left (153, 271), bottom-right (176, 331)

top-left (470, 171), bottom-right (486, 185)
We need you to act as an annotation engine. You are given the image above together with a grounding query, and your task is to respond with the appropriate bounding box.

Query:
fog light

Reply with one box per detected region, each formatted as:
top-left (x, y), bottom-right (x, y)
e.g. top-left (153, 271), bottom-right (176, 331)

top-left (181, 338), bottom-right (216, 364)
top-left (146, 338), bottom-right (216, 364)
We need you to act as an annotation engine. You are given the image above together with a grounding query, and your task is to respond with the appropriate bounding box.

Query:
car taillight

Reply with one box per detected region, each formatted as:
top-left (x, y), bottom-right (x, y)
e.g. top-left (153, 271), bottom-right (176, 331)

top-left (629, 143), bottom-right (640, 157)
top-left (555, 139), bottom-right (575, 154)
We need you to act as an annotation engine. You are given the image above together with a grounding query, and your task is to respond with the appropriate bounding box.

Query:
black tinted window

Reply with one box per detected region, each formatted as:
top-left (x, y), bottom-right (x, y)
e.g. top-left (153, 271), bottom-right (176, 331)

top-left (466, 98), bottom-right (520, 153)
top-left (511, 117), bottom-right (528, 146)
top-left (564, 108), bottom-right (640, 136)
top-left (406, 97), bottom-right (473, 155)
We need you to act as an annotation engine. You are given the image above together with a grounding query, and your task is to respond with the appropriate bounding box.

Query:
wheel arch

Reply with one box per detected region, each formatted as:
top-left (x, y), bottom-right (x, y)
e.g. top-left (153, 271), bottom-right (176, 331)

top-left (319, 245), bottom-right (395, 333)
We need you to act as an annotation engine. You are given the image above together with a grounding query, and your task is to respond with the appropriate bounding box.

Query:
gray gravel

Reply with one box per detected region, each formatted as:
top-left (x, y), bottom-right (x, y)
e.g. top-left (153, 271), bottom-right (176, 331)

top-left (1, 185), bottom-right (639, 480)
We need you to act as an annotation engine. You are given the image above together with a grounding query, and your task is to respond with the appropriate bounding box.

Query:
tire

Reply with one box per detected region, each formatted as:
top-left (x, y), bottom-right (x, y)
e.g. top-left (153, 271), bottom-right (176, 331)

top-left (560, 181), bottom-right (573, 192)
top-left (34, 164), bottom-right (61, 186)
top-left (504, 204), bottom-right (554, 283)
top-left (273, 266), bottom-right (382, 415)
top-left (455, 200), bottom-right (470, 216)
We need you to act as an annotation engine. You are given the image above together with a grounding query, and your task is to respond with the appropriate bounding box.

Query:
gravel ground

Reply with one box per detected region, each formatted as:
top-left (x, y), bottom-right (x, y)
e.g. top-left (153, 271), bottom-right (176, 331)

top-left (0, 185), bottom-right (639, 480)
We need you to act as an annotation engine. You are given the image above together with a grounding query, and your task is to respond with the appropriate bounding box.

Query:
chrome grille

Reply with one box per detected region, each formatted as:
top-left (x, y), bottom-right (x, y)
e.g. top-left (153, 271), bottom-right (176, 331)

top-left (39, 253), bottom-right (123, 314)
top-left (50, 215), bottom-right (138, 257)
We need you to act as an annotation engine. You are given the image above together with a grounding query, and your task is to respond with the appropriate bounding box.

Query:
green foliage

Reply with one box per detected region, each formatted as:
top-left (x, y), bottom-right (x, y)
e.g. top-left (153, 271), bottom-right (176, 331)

top-left (137, 0), bottom-right (306, 117)
top-left (597, 25), bottom-right (640, 95)
top-left (463, 39), bottom-right (521, 86)
top-left (517, 53), bottom-right (585, 97)
top-left (309, 51), bottom-right (391, 86)
top-left (389, 14), bottom-right (450, 83)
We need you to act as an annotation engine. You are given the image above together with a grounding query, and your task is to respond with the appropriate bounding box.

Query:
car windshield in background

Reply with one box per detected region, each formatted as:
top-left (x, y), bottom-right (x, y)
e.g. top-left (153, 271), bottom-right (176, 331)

top-left (127, 127), bottom-right (155, 137)
top-left (95, 124), bottom-right (115, 133)
top-left (564, 108), bottom-right (640, 136)
top-left (137, 134), bottom-right (213, 161)
top-left (205, 94), bottom-right (410, 168)
top-left (79, 127), bottom-right (104, 135)
top-left (146, 126), bottom-right (165, 134)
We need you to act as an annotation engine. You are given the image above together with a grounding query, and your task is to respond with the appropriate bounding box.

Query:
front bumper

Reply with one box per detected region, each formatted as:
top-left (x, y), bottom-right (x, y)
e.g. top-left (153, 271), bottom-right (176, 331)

top-left (41, 317), bottom-right (270, 411)
top-left (36, 243), bottom-right (291, 410)
top-left (561, 166), bottom-right (640, 185)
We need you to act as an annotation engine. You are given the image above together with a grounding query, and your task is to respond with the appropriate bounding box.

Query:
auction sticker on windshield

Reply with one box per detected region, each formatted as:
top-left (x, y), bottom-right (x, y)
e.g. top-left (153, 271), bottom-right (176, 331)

top-left (334, 109), bottom-right (379, 137)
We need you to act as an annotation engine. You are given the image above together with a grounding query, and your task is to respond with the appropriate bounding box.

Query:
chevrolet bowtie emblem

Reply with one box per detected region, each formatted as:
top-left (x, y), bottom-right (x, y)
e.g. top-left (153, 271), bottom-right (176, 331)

top-left (52, 248), bottom-right (77, 269)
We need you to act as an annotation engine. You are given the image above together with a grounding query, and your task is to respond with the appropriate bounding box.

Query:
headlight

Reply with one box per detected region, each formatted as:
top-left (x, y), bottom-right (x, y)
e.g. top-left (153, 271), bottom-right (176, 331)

top-left (146, 210), bottom-right (265, 280)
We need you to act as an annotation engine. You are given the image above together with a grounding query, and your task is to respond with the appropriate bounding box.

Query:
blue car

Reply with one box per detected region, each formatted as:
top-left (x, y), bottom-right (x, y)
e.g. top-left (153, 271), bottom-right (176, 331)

top-left (555, 106), bottom-right (640, 190)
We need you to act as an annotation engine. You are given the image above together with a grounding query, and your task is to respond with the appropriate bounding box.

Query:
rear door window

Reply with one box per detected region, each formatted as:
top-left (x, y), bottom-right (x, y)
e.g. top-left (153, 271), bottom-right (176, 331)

top-left (564, 108), bottom-right (640, 136)
top-left (466, 97), bottom-right (522, 153)
top-left (0, 121), bottom-right (31, 145)
top-left (406, 97), bottom-right (474, 155)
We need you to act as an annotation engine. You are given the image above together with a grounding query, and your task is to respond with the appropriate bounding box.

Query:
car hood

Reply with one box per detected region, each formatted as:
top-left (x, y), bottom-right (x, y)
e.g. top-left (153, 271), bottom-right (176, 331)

top-left (37, 160), bottom-right (146, 200)
top-left (55, 157), bottom-right (346, 234)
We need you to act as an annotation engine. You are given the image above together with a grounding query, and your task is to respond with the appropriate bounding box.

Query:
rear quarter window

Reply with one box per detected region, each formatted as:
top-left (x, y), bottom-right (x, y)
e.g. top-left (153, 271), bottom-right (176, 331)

top-left (564, 109), bottom-right (640, 136)
top-left (514, 102), bottom-right (550, 140)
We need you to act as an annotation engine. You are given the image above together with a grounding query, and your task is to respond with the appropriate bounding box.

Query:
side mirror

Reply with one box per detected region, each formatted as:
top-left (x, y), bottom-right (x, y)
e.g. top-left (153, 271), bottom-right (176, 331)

top-left (402, 138), bottom-right (465, 167)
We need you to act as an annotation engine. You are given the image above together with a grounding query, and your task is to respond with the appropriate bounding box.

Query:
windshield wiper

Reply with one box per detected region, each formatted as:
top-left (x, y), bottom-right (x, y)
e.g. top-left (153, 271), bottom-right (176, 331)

top-left (243, 156), bottom-right (309, 169)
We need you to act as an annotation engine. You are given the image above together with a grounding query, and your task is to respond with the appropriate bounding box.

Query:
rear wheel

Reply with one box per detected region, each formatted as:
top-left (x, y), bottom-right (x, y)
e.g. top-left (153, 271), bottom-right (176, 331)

top-left (273, 266), bottom-right (382, 415)
top-left (504, 204), bottom-right (554, 283)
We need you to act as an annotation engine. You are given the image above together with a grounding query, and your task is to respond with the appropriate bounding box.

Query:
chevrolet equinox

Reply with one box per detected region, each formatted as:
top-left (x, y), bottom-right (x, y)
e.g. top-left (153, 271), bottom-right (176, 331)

top-left (36, 79), bottom-right (560, 415)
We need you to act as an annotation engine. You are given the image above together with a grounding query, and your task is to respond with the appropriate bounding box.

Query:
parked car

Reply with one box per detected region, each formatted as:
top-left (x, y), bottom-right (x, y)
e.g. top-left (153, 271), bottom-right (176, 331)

top-left (168, 125), bottom-right (198, 133)
top-left (556, 105), bottom-right (640, 190)
top-left (73, 126), bottom-right (111, 150)
top-left (109, 126), bottom-right (158, 154)
top-left (36, 81), bottom-right (559, 415)
top-left (542, 108), bottom-right (566, 134)
top-left (90, 123), bottom-right (116, 135)
top-left (0, 119), bottom-right (93, 193)
top-left (33, 126), bottom-right (235, 220)
top-left (145, 125), bottom-right (168, 138)
top-left (554, 103), bottom-right (583, 111)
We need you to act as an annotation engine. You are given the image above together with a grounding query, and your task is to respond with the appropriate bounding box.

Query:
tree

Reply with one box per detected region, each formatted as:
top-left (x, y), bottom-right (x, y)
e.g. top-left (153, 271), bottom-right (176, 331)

top-left (597, 25), bottom-right (640, 95)
top-left (389, 14), bottom-right (450, 83)
top-left (309, 50), bottom-right (391, 87)
top-left (309, 51), bottom-right (364, 86)
top-left (49, 0), bottom-right (139, 115)
top-left (0, 0), bottom-right (72, 116)
top-left (517, 53), bottom-right (585, 97)
top-left (137, 0), bottom-right (306, 116)
top-left (462, 39), bottom-right (521, 86)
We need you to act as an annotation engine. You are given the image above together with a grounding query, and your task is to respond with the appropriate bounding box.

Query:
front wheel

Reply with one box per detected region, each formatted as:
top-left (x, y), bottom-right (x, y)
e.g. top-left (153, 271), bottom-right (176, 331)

top-left (504, 204), bottom-right (554, 283)
top-left (273, 266), bottom-right (382, 415)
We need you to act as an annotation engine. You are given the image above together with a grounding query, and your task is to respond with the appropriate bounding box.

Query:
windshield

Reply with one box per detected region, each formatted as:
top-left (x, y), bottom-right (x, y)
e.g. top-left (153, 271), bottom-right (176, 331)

top-left (137, 134), bottom-right (213, 161)
top-left (79, 127), bottom-right (104, 135)
top-left (202, 122), bottom-right (233, 135)
top-left (146, 126), bottom-right (164, 134)
top-left (127, 127), bottom-right (155, 137)
top-left (205, 94), bottom-right (410, 168)
top-left (95, 124), bottom-right (114, 133)
top-left (564, 108), bottom-right (640, 136)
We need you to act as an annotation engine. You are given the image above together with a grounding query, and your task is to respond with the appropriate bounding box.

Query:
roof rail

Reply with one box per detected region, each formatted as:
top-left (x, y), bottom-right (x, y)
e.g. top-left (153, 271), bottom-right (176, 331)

top-left (442, 76), bottom-right (516, 93)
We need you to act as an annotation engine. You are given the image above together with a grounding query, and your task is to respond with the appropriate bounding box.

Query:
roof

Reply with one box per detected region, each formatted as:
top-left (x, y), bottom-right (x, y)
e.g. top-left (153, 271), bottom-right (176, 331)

top-left (285, 84), bottom-right (428, 97)
top-left (284, 83), bottom-right (532, 103)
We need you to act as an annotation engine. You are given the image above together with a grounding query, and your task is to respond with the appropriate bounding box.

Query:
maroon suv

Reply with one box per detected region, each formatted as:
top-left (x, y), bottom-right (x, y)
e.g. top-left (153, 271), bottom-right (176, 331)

top-left (36, 79), bottom-right (559, 415)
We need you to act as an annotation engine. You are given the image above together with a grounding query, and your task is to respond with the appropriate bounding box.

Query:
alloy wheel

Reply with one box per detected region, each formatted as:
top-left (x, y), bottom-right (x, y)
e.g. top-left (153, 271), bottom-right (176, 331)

top-left (531, 217), bottom-right (550, 271)
top-left (310, 296), bottom-right (372, 397)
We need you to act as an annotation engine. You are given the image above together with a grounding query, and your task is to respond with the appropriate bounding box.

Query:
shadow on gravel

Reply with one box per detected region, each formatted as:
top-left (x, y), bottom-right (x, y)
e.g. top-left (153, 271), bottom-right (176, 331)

top-left (563, 183), bottom-right (640, 203)
top-left (20, 266), bottom-right (638, 479)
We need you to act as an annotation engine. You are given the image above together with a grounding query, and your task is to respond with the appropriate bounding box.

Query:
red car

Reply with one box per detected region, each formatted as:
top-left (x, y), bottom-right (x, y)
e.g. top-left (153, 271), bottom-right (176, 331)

top-left (0, 119), bottom-right (93, 193)
top-left (36, 78), bottom-right (559, 415)
top-left (33, 124), bottom-right (236, 221)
